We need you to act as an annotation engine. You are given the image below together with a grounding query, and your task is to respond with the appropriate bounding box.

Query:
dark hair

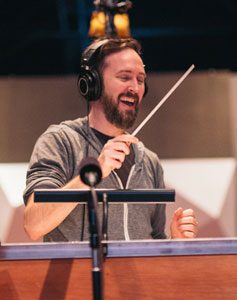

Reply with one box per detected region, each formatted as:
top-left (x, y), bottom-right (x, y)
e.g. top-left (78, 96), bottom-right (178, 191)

top-left (83, 37), bottom-right (143, 73)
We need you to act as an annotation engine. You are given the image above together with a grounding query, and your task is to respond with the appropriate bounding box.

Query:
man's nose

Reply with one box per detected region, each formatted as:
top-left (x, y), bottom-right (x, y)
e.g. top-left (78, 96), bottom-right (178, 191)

top-left (128, 80), bottom-right (139, 93)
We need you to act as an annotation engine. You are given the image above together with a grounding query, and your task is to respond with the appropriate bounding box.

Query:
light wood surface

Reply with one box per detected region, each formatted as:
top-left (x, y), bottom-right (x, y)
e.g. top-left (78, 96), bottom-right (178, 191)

top-left (1, 254), bottom-right (237, 300)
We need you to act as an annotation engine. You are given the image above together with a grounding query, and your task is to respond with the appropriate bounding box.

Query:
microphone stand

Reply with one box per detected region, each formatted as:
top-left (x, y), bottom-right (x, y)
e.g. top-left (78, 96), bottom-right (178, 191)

top-left (79, 156), bottom-right (104, 299)
top-left (87, 186), bottom-right (104, 300)
top-left (102, 192), bottom-right (108, 257)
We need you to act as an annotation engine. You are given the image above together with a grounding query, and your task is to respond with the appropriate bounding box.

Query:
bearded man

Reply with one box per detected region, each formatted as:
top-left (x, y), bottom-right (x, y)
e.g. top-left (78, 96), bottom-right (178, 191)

top-left (24, 38), bottom-right (197, 242)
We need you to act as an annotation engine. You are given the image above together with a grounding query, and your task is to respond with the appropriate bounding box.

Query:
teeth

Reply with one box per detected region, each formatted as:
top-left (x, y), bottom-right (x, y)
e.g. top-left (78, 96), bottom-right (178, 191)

top-left (121, 97), bottom-right (134, 103)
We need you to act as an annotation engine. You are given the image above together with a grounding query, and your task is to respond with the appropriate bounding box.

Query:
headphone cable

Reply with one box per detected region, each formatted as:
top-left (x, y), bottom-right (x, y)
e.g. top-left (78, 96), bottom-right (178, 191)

top-left (80, 101), bottom-right (90, 241)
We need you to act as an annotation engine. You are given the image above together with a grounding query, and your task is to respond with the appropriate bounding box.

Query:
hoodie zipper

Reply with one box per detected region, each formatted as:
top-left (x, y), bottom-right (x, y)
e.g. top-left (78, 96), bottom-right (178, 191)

top-left (112, 164), bottom-right (136, 241)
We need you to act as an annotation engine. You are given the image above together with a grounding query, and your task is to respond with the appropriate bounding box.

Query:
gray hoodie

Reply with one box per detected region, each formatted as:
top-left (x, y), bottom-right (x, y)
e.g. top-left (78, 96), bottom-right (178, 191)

top-left (23, 117), bottom-right (167, 241)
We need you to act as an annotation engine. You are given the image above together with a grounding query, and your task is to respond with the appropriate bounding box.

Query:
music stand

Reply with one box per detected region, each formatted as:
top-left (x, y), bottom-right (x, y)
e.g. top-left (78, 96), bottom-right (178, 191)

top-left (34, 188), bottom-right (175, 203)
top-left (34, 188), bottom-right (175, 300)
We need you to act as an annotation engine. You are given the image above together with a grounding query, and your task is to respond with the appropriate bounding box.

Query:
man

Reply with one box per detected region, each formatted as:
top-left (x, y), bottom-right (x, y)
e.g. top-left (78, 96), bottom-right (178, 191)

top-left (24, 38), bottom-right (198, 242)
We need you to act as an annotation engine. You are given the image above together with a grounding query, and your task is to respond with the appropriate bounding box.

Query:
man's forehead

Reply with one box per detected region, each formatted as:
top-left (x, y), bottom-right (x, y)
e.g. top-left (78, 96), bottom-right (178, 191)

top-left (104, 48), bottom-right (145, 71)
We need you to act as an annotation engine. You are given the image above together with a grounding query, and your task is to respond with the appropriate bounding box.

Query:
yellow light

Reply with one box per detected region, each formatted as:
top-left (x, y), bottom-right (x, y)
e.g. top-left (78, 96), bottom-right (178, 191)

top-left (114, 13), bottom-right (130, 38)
top-left (88, 11), bottom-right (130, 38)
top-left (88, 11), bottom-right (106, 38)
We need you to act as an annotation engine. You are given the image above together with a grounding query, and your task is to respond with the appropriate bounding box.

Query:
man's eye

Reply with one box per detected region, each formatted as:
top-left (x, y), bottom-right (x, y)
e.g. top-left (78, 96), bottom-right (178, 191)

top-left (120, 76), bottom-right (130, 81)
top-left (138, 78), bottom-right (145, 85)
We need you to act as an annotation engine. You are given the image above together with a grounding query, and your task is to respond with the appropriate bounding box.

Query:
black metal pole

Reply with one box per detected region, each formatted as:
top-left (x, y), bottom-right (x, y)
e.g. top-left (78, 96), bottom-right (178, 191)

top-left (87, 187), bottom-right (104, 300)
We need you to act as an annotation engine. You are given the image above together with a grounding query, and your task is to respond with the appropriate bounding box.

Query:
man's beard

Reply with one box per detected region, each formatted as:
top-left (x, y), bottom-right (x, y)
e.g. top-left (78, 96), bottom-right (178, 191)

top-left (101, 92), bottom-right (139, 130)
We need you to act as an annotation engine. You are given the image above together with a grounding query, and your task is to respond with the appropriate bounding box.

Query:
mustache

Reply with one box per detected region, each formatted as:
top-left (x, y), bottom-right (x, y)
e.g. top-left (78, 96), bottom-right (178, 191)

top-left (118, 91), bottom-right (139, 103)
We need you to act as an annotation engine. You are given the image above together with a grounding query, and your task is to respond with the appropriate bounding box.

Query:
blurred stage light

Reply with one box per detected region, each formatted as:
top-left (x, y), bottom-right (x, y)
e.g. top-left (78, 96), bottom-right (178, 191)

top-left (89, 1), bottom-right (132, 38)
top-left (89, 11), bottom-right (130, 38)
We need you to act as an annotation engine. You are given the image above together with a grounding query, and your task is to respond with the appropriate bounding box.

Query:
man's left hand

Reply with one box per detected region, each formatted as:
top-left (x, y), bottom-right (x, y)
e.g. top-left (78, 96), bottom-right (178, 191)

top-left (170, 207), bottom-right (198, 239)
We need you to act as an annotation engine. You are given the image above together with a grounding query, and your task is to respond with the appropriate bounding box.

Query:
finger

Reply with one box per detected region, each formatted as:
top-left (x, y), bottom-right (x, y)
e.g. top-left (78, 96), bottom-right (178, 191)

top-left (181, 209), bottom-right (195, 218)
top-left (106, 141), bottom-right (131, 155)
top-left (177, 216), bottom-right (198, 226)
top-left (174, 207), bottom-right (183, 219)
top-left (178, 224), bottom-right (198, 233)
top-left (104, 149), bottom-right (126, 165)
top-left (106, 157), bottom-right (123, 170)
top-left (112, 134), bottom-right (139, 144)
top-left (99, 156), bottom-right (123, 175)
top-left (181, 231), bottom-right (197, 238)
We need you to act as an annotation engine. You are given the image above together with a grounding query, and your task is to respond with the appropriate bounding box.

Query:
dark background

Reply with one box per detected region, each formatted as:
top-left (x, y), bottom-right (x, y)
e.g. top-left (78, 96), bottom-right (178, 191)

top-left (1, 0), bottom-right (237, 76)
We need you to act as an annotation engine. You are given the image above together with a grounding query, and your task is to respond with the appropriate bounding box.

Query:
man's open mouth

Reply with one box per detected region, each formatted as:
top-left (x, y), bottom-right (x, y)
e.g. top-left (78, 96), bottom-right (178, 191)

top-left (119, 97), bottom-right (136, 107)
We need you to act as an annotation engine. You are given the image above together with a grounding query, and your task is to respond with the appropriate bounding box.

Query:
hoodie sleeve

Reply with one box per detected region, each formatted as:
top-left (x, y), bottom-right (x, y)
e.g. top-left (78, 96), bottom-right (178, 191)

top-left (23, 129), bottom-right (77, 204)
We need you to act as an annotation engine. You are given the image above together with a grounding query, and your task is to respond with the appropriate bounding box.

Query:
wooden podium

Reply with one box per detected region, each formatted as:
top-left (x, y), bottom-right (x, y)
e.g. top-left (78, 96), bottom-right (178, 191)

top-left (1, 238), bottom-right (237, 300)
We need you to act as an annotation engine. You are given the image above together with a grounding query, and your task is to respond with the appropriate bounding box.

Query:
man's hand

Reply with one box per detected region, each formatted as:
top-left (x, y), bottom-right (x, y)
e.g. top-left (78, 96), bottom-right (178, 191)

top-left (98, 134), bottom-right (139, 178)
top-left (170, 207), bottom-right (198, 239)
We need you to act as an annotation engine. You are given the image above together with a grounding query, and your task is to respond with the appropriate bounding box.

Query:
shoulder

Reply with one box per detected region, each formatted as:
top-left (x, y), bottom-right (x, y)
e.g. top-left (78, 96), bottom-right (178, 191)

top-left (38, 117), bottom-right (87, 143)
top-left (31, 117), bottom-right (88, 157)
top-left (44, 117), bottom-right (87, 136)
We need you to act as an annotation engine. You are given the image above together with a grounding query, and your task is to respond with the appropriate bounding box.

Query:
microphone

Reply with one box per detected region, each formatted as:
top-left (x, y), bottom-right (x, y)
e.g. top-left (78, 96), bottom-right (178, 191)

top-left (79, 157), bottom-right (102, 187)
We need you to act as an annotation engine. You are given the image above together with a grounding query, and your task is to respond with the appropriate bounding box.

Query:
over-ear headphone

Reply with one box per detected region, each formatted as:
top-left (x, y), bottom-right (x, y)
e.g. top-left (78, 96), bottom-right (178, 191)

top-left (78, 39), bottom-right (109, 102)
top-left (78, 39), bottom-right (148, 102)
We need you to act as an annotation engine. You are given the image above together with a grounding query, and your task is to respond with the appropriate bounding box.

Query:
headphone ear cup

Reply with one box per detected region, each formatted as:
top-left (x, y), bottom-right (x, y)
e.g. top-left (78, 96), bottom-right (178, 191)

top-left (78, 69), bottom-right (102, 101)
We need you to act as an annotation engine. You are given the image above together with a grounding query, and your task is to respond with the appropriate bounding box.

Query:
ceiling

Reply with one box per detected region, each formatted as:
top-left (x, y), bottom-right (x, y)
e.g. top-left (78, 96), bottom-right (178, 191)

top-left (1, 0), bottom-right (237, 75)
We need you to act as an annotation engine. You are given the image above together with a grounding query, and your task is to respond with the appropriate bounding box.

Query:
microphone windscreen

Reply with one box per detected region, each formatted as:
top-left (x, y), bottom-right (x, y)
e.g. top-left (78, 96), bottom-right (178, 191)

top-left (79, 157), bottom-right (102, 186)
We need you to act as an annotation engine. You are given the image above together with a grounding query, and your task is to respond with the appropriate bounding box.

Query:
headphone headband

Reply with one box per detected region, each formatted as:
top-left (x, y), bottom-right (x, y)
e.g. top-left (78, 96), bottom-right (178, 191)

top-left (81, 39), bottom-right (109, 69)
